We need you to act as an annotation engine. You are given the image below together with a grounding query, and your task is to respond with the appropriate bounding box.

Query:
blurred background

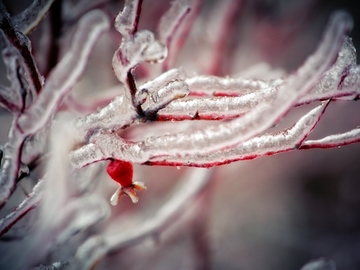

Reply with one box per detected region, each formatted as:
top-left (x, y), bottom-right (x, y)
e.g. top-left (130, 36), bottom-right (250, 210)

top-left (1, 0), bottom-right (360, 269)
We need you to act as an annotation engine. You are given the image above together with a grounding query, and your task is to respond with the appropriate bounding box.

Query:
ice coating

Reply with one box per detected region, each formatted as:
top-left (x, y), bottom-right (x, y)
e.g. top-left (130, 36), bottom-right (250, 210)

top-left (158, 87), bottom-right (277, 120)
top-left (0, 177), bottom-right (45, 236)
top-left (114, 0), bottom-right (142, 38)
top-left (0, 2), bottom-right (43, 94)
top-left (112, 30), bottom-right (167, 83)
top-left (142, 40), bottom-right (167, 64)
top-left (146, 80), bottom-right (190, 113)
top-left (185, 75), bottom-right (275, 96)
top-left (76, 95), bottom-right (137, 131)
top-left (147, 103), bottom-right (328, 166)
top-left (0, 10), bottom-right (109, 207)
top-left (69, 10), bottom-right (353, 167)
top-left (300, 127), bottom-right (360, 149)
top-left (0, 29), bottom-right (24, 111)
top-left (12, 0), bottom-right (56, 34)
top-left (158, 0), bottom-right (191, 70)
top-left (139, 68), bottom-right (187, 94)
top-left (158, 0), bottom-right (191, 49)
top-left (299, 36), bottom-right (358, 103)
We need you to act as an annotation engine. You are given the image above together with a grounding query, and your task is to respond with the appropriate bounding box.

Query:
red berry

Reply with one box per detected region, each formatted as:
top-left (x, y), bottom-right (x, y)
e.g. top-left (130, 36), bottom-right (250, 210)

top-left (106, 159), bottom-right (133, 187)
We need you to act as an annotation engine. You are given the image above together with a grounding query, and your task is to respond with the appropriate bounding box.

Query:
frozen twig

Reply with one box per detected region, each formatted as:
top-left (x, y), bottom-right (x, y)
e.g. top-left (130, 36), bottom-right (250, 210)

top-left (0, 2), bottom-right (43, 94)
top-left (146, 102), bottom-right (329, 167)
top-left (185, 75), bottom-right (277, 96)
top-left (0, 10), bottom-right (109, 207)
top-left (17, 10), bottom-right (109, 135)
top-left (0, 177), bottom-right (45, 237)
top-left (163, 0), bottom-right (202, 71)
top-left (0, 30), bottom-right (26, 112)
top-left (114, 0), bottom-right (142, 39)
top-left (158, 0), bottom-right (191, 71)
top-left (12, 0), bottom-right (56, 34)
top-left (207, 0), bottom-right (243, 75)
top-left (300, 127), bottom-right (360, 149)
top-left (70, 10), bottom-right (352, 168)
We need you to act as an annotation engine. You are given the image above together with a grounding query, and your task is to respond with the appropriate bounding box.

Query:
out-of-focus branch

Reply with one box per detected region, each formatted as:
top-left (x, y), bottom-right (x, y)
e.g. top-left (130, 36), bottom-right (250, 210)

top-left (207, 0), bottom-right (243, 76)
top-left (0, 177), bottom-right (45, 237)
top-left (12, 0), bottom-right (56, 35)
top-left (17, 10), bottom-right (109, 135)
top-left (0, 10), bottom-right (109, 208)
top-left (0, 2), bottom-right (43, 94)
top-left (158, 0), bottom-right (191, 71)
top-left (70, 168), bottom-right (213, 270)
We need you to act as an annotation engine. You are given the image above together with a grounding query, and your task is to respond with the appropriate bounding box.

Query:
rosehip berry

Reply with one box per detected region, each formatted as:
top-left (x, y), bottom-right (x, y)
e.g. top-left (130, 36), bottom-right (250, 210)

top-left (106, 159), bottom-right (133, 187)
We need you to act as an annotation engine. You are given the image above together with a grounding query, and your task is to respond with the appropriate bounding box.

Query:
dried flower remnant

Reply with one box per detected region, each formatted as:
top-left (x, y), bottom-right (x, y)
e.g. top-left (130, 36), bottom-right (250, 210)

top-left (106, 159), bottom-right (146, 204)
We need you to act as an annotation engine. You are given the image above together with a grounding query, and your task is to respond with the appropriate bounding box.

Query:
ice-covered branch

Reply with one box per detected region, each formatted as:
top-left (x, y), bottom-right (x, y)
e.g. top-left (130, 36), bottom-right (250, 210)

top-left (0, 2), bottom-right (43, 94)
top-left (157, 36), bottom-right (359, 121)
top-left (17, 10), bottom-right (109, 135)
top-left (185, 75), bottom-right (277, 96)
top-left (146, 102), bottom-right (328, 167)
top-left (70, 169), bottom-right (213, 270)
top-left (70, 10), bottom-right (352, 168)
top-left (12, 0), bottom-right (56, 34)
top-left (0, 30), bottom-right (26, 112)
top-left (300, 127), bottom-right (360, 149)
top-left (158, 0), bottom-right (191, 71)
top-left (0, 177), bottom-right (45, 237)
top-left (207, 0), bottom-right (243, 75)
top-left (114, 0), bottom-right (142, 39)
top-left (0, 10), bottom-right (109, 208)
